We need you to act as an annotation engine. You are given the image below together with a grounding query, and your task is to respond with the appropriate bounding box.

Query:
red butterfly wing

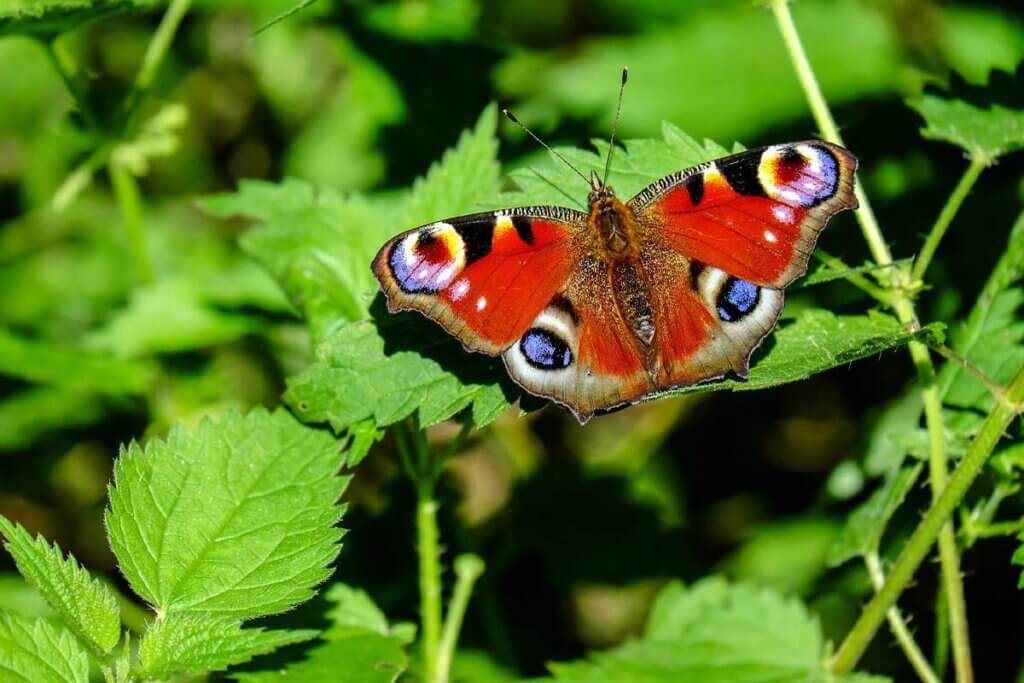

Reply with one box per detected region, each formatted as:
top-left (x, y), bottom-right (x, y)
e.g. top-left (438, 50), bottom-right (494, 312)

top-left (372, 207), bottom-right (585, 354)
top-left (631, 141), bottom-right (857, 288)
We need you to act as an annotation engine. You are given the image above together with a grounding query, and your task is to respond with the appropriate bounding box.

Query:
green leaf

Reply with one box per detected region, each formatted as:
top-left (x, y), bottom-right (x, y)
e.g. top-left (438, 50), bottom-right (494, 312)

top-left (285, 315), bottom-right (515, 433)
top-left (801, 258), bottom-right (912, 287)
top-left (863, 388), bottom-right (922, 476)
top-left (0, 387), bottom-right (105, 452)
top-left (0, 575), bottom-right (57, 619)
top-left (827, 464), bottom-right (922, 568)
top-left (359, 0), bottom-right (480, 42)
top-left (495, 0), bottom-right (902, 143)
top-left (545, 578), bottom-right (886, 683)
top-left (0, 329), bottom-right (154, 395)
top-left (235, 582), bottom-right (409, 682)
top-left (723, 518), bottom-right (840, 595)
top-left (85, 279), bottom-right (260, 357)
top-left (0, 517), bottom-right (120, 655)
top-left (0, 612), bottom-right (90, 683)
top-left (0, 0), bottom-right (147, 38)
top-left (105, 408), bottom-right (348, 619)
top-left (907, 67), bottom-right (1024, 160)
top-left (668, 310), bottom-right (942, 397)
top-left (938, 209), bottom-right (1024, 414)
top-left (139, 614), bottom-right (316, 678)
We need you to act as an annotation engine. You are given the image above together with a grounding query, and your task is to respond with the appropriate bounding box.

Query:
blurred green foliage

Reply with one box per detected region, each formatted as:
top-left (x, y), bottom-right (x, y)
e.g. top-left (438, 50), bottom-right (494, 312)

top-left (0, 0), bottom-right (1023, 681)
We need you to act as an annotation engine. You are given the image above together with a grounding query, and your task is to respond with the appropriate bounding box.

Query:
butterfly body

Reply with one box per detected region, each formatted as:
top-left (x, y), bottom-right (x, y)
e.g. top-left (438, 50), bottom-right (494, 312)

top-left (373, 141), bottom-right (858, 422)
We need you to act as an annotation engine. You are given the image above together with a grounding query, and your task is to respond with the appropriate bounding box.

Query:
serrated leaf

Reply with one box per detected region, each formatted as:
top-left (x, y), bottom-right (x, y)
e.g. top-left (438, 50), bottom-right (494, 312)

top-left (285, 313), bottom-right (515, 433)
top-left (0, 0), bottom-right (147, 38)
top-left (801, 258), bottom-right (912, 287)
top-left (0, 517), bottom-right (121, 655)
top-left (232, 633), bottom-right (407, 683)
top-left (106, 408), bottom-right (348, 620)
top-left (827, 464), bottom-right (922, 567)
top-left (139, 614), bottom-right (316, 678)
top-left (545, 578), bottom-right (886, 683)
top-left (938, 210), bottom-right (1024, 413)
top-left (668, 310), bottom-right (941, 397)
top-left (0, 329), bottom-right (154, 395)
top-left (907, 66), bottom-right (1024, 160)
top-left (323, 583), bottom-right (391, 637)
top-left (0, 387), bottom-right (105, 452)
top-left (0, 612), bottom-right (90, 683)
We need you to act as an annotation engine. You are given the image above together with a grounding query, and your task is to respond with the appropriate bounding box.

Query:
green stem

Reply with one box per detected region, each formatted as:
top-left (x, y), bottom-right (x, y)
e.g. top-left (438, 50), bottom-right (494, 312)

top-left (417, 495), bottom-right (443, 683)
top-left (109, 162), bottom-right (154, 283)
top-left (436, 554), bottom-right (485, 683)
top-left (770, 2), bottom-right (976, 677)
top-left (829, 368), bottom-right (1024, 675)
top-left (912, 157), bottom-right (987, 282)
top-left (135, 0), bottom-right (191, 93)
top-left (864, 552), bottom-right (940, 683)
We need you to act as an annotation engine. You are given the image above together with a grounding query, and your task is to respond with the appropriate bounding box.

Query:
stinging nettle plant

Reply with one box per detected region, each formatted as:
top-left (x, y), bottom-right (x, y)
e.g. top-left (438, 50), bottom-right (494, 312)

top-left (1, 0), bottom-right (1023, 682)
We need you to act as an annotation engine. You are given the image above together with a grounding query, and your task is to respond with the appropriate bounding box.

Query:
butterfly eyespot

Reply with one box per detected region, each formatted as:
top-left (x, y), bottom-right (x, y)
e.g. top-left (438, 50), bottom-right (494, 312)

top-left (716, 277), bottom-right (760, 322)
top-left (759, 144), bottom-right (839, 207)
top-left (520, 328), bottom-right (573, 370)
top-left (389, 223), bottom-right (466, 293)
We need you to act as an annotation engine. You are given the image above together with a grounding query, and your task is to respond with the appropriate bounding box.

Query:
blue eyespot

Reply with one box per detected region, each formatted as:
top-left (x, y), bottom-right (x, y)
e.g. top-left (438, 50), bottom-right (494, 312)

top-left (717, 278), bottom-right (760, 322)
top-left (520, 328), bottom-right (573, 370)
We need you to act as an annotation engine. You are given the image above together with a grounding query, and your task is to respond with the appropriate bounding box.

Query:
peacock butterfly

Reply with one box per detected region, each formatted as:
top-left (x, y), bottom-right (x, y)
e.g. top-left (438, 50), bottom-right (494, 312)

top-left (372, 70), bottom-right (858, 422)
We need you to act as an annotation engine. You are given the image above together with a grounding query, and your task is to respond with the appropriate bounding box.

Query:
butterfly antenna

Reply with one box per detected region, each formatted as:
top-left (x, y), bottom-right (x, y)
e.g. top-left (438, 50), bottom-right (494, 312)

top-left (602, 66), bottom-right (628, 186)
top-left (502, 108), bottom-right (591, 188)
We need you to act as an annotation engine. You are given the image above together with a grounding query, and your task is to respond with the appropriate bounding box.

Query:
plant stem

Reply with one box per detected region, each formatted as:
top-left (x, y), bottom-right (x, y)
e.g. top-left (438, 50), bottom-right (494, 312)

top-left (417, 494), bottom-right (443, 683)
top-left (829, 368), bottom-right (1024, 675)
top-left (912, 157), bottom-right (987, 282)
top-left (135, 0), bottom-right (191, 93)
top-left (108, 162), bottom-right (154, 283)
top-left (436, 554), bottom-right (485, 683)
top-left (865, 552), bottom-right (941, 683)
top-left (769, 2), bottom-right (975, 676)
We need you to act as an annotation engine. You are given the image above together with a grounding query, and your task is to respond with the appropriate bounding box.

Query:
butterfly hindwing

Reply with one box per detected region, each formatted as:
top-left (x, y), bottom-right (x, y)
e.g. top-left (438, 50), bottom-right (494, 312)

top-left (372, 207), bottom-right (586, 354)
top-left (631, 141), bottom-right (857, 288)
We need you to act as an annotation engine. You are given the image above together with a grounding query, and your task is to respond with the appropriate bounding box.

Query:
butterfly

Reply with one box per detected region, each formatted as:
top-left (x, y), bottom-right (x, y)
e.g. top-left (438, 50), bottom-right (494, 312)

top-left (372, 72), bottom-right (857, 423)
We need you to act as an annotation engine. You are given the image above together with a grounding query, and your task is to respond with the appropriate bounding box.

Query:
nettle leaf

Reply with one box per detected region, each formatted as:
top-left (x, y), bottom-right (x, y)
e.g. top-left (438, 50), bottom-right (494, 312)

top-left (667, 310), bottom-right (942, 397)
top-left (939, 210), bottom-right (1024, 414)
top-left (236, 582), bottom-right (409, 683)
top-left (907, 66), bottom-right (1024, 160)
top-left (138, 615), bottom-right (316, 679)
top-left (545, 578), bottom-right (887, 683)
top-left (0, 517), bottom-right (121, 655)
top-left (827, 464), bottom-right (922, 567)
top-left (106, 408), bottom-right (348, 619)
top-left (286, 312), bottom-right (515, 433)
top-left (0, 612), bottom-right (90, 683)
top-left (0, 329), bottom-right (154, 395)
top-left (0, 0), bottom-right (147, 38)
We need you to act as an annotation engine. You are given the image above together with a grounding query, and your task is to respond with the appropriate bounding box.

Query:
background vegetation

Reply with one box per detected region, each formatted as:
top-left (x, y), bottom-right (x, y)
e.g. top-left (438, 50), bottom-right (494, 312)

top-left (1, 0), bottom-right (1023, 681)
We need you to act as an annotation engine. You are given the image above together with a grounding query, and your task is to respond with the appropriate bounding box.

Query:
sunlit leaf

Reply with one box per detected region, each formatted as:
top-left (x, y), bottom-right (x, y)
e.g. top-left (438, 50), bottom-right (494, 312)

top-left (0, 516), bottom-right (121, 655)
top-left (138, 615), bottom-right (315, 678)
top-left (907, 66), bottom-right (1024, 160)
top-left (0, 613), bottom-right (90, 683)
top-left (0, 0), bottom-right (147, 38)
top-left (106, 408), bottom-right (348, 619)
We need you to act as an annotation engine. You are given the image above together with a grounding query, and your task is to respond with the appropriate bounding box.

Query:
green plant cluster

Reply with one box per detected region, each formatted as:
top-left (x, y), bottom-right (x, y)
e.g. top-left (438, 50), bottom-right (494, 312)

top-left (1, 1), bottom-right (1023, 682)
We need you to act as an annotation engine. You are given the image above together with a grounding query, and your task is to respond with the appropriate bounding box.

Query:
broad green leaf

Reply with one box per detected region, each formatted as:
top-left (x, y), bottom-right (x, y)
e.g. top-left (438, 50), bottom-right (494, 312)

top-left (938, 210), bottom-right (1024, 413)
top-left (545, 578), bottom-right (886, 683)
top-left (86, 279), bottom-right (260, 357)
top-left (139, 615), bottom-right (316, 678)
top-left (801, 258), bottom-right (912, 287)
top-left (0, 329), bottom-right (154, 395)
top-left (236, 582), bottom-right (409, 682)
top-left (0, 612), bottom-right (90, 683)
top-left (344, 419), bottom-right (386, 468)
top-left (0, 0), bottom-right (146, 38)
top-left (668, 310), bottom-right (942, 397)
top-left (827, 464), bottom-right (922, 568)
top-left (106, 408), bottom-right (348, 619)
top-left (0, 387), bottom-right (105, 452)
top-left (285, 315), bottom-right (514, 433)
top-left (0, 575), bottom-right (57, 619)
top-left (495, 0), bottom-right (902, 143)
top-left (0, 517), bottom-right (120, 655)
top-left (907, 67), bottom-right (1024, 160)
top-left (863, 388), bottom-right (922, 476)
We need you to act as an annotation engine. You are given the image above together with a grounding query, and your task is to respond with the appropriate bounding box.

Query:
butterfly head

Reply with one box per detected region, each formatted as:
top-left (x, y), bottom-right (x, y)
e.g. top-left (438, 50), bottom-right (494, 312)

top-left (587, 170), bottom-right (616, 207)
